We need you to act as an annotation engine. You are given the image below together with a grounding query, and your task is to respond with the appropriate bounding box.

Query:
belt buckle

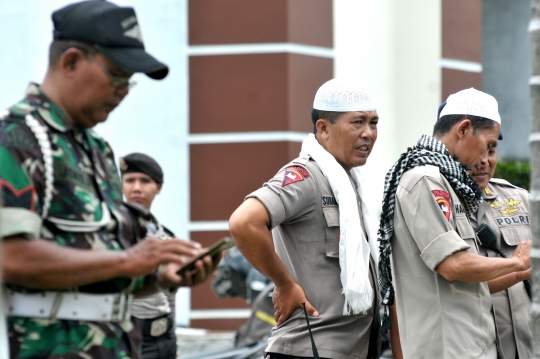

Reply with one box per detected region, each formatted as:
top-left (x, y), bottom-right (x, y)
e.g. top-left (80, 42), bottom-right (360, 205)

top-left (150, 318), bottom-right (168, 337)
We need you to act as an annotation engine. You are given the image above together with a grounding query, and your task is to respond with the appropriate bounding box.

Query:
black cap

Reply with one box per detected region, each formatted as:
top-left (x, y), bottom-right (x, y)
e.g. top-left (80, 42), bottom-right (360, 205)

top-left (52, 0), bottom-right (168, 80)
top-left (437, 101), bottom-right (503, 140)
top-left (120, 153), bottom-right (163, 184)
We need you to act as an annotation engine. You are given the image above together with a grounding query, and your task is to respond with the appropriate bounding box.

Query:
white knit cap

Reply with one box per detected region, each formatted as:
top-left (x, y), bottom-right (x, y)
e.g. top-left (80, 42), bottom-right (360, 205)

top-left (313, 78), bottom-right (376, 112)
top-left (439, 88), bottom-right (501, 125)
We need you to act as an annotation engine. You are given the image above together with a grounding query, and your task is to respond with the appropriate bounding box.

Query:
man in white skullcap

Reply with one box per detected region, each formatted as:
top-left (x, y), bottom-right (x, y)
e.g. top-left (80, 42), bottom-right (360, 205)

top-left (230, 78), bottom-right (382, 359)
top-left (378, 88), bottom-right (531, 359)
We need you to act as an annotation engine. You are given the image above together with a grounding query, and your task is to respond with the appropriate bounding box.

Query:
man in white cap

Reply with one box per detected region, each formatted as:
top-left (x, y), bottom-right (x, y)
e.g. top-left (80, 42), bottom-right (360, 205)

top-left (379, 88), bottom-right (531, 359)
top-left (230, 78), bottom-right (382, 359)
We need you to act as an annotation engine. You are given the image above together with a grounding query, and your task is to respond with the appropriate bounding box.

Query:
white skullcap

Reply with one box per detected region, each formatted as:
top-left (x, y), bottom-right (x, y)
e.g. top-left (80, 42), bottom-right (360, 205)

top-left (439, 88), bottom-right (501, 125)
top-left (313, 78), bottom-right (376, 112)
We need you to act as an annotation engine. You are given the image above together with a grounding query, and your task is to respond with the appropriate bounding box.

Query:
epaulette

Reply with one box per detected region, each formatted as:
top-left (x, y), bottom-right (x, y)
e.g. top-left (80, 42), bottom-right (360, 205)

top-left (292, 153), bottom-right (310, 166)
top-left (489, 177), bottom-right (528, 192)
top-left (0, 106), bottom-right (37, 123)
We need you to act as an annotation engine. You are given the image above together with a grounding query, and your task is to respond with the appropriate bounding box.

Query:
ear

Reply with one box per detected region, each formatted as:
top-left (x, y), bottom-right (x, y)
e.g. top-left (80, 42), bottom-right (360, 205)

top-left (58, 48), bottom-right (85, 76)
top-left (315, 119), bottom-right (331, 139)
top-left (156, 183), bottom-right (163, 194)
top-left (455, 118), bottom-right (472, 140)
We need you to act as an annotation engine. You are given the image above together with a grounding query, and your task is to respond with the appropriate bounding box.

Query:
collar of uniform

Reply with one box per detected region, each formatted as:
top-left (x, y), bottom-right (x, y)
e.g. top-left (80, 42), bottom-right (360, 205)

top-left (482, 182), bottom-right (499, 200)
top-left (25, 83), bottom-right (74, 133)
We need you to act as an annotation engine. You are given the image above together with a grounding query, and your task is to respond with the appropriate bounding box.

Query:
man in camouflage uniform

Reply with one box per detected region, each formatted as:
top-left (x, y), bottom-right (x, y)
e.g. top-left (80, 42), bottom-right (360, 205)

top-left (0, 1), bottom-right (219, 358)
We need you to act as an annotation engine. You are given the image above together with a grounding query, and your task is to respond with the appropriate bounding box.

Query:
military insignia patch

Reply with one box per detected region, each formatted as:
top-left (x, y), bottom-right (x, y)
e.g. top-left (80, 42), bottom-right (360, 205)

top-left (432, 190), bottom-right (451, 220)
top-left (0, 179), bottom-right (35, 210)
top-left (431, 189), bottom-right (450, 201)
top-left (490, 200), bottom-right (503, 209)
top-left (119, 157), bottom-right (128, 171)
top-left (497, 198), bottom-right (521, 215)
top-left (282, 166), bottom-right (309, 187)
top-left (436, 198), bottom-right (451, 221)
top-left (506, 198), bottom-right (521, 207)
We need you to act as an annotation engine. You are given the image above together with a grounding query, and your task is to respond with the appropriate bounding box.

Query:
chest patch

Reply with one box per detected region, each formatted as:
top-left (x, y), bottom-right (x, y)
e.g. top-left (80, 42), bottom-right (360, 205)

top-left (432, 190), bottom-right (451, 221)
top-left (454, 203), bottom-right (465, 214)
top-left (282, 166), bottom-right (309, 187)
top-left (490, 197), bottom-right (522, 215)
top-left (322, 196), bottom-right (338, 207)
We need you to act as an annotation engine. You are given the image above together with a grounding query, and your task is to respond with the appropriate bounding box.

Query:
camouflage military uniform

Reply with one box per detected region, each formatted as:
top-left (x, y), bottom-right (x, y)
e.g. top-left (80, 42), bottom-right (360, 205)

top-left (0, 83), bottom-right (145, 359)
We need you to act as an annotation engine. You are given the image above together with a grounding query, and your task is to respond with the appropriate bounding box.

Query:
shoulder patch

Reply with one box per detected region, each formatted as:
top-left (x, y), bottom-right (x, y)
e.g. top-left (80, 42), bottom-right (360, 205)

top-left (431, 189), bottom-right (450, 201)
top-left (282, 166), bottom-right (309, 187)
top-left (0, 179), bottom-right (35, 211)
top-left (436, 198), bottom-right (451, 221)
top-left (432, 189), bottom-right (451, 220)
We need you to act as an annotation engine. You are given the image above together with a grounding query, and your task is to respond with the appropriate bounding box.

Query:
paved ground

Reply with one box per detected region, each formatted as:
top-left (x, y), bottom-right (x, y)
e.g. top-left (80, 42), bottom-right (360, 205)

top-left (176, 328), bottom-right (236, 357)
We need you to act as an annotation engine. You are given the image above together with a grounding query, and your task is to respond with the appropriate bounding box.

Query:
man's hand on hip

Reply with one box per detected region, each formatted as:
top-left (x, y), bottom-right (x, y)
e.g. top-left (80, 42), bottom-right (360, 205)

top-left (272, 281), bottom-right (318, 327)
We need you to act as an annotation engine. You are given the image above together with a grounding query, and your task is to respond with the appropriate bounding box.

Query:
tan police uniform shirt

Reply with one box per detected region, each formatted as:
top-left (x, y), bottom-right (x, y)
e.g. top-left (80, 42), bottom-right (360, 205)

top-left (247, 154), bottom-right (380, 359)
top-left (391, 165), bottom-right (498, 359)
top-left (470, 179), bottom-right (532, 359)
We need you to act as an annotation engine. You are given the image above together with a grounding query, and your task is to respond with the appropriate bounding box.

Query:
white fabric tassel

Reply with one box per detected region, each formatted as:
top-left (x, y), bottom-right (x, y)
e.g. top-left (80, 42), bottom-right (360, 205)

top-left (300, 134), bottom-right (377, 315)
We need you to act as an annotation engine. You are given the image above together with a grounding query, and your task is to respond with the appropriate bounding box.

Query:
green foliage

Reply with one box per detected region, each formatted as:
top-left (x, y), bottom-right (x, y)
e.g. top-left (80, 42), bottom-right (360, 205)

top-left (494, 160), bottom-right (530, 190)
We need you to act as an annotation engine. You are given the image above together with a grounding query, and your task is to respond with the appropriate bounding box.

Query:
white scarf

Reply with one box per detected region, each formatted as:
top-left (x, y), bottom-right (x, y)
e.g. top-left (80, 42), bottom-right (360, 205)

top-left (300, 133), bottom-right (379, 315)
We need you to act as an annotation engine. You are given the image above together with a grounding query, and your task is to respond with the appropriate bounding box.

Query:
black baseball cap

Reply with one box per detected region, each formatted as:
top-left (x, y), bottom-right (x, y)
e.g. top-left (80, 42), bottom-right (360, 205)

top-left (120, 153), bottom-right (164, 184)
top-left (52, 0), bottom-right (168, 80)
top-left (437, 101), bottom-right (503, 140)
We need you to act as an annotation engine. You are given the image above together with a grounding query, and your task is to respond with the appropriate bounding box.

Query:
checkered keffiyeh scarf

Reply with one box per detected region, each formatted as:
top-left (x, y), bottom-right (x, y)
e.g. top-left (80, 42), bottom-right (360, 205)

top-left (378, 135), bottom-right (482, 332)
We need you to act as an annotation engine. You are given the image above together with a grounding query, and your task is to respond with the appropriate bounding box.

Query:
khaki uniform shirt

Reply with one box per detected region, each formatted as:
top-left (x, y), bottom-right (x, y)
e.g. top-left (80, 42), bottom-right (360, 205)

top-left (391, 165), bottom-right (498, 359)
top-left (470, 179), bottom-right (532, 359)
top-left (248, 155), bottom-right (380, 359)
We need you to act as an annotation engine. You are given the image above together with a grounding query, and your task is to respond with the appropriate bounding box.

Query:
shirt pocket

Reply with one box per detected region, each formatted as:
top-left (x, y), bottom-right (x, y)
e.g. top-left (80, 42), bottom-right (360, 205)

top-left (500, 225), bottom-right (531, 246)
top-left (323, 207), bottom-right (340, 258)
top-left (455, 216), bottom-right (478, 253)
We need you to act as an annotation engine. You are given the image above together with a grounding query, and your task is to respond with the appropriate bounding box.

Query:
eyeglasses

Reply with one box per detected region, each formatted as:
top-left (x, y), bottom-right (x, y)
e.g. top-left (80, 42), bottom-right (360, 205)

top-left (65, 47), bottom-right (137, 89)
top-left (85, 52), bottom-right (137, 89)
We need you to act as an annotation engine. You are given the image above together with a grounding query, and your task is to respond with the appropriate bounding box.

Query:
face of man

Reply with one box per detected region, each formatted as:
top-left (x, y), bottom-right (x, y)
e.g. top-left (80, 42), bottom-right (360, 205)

top-left (319, 111), bottom-right (378, 172)
top-left (122, 172), bottom-right (162, 209)
top-left (65, 50), bottom-right (132, 128)
top-left (469, 143), bottom-right (498, 190)
top-left (454, 121), bottom-right (500, 180)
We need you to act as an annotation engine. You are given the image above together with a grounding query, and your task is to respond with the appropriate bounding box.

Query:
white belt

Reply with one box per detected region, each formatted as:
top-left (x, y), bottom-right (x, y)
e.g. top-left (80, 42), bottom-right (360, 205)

top-left (4, 290), bottom-right (133, 322)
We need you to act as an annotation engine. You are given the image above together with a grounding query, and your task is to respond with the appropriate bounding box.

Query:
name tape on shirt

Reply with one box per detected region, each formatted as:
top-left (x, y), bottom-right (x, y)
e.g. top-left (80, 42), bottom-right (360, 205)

top-left (282, 166), bottom-right (309, 187)
top-left (432, 189), bottom-right (451, 221)
top-left (322, 196), bottom-right (338, 207)
top-left (495, 215), bottom-right (530, 227)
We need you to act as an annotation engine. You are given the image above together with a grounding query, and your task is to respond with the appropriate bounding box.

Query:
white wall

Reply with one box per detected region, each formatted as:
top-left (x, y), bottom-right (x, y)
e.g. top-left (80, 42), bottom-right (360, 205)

top-left (334, 0), bottom-right (442, 206)
top-left (0, 0), bottom-right (191, 326)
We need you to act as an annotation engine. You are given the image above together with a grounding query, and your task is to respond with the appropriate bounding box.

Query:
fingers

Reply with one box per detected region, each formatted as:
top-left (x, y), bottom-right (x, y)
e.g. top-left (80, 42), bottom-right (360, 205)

top-left (303, 300), bottom-right (319, 317)
top-left (275, 312), bottom-right (287, 327)
top-left (190, 257), bottom-right (209, 286)
top-left (176, 253), bottom-right (221, 288)
top-left (161, 240), bottom-right (202, 257)
top-left (158, 263), bottom-right (184, 288)
top-left (522, 268), bottom-right (532, 280)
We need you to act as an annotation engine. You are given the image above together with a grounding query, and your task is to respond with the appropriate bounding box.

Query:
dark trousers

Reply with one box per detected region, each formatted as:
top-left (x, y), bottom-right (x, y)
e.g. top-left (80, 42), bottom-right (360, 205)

top-left (134, 313), bottom-right (177, 359)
